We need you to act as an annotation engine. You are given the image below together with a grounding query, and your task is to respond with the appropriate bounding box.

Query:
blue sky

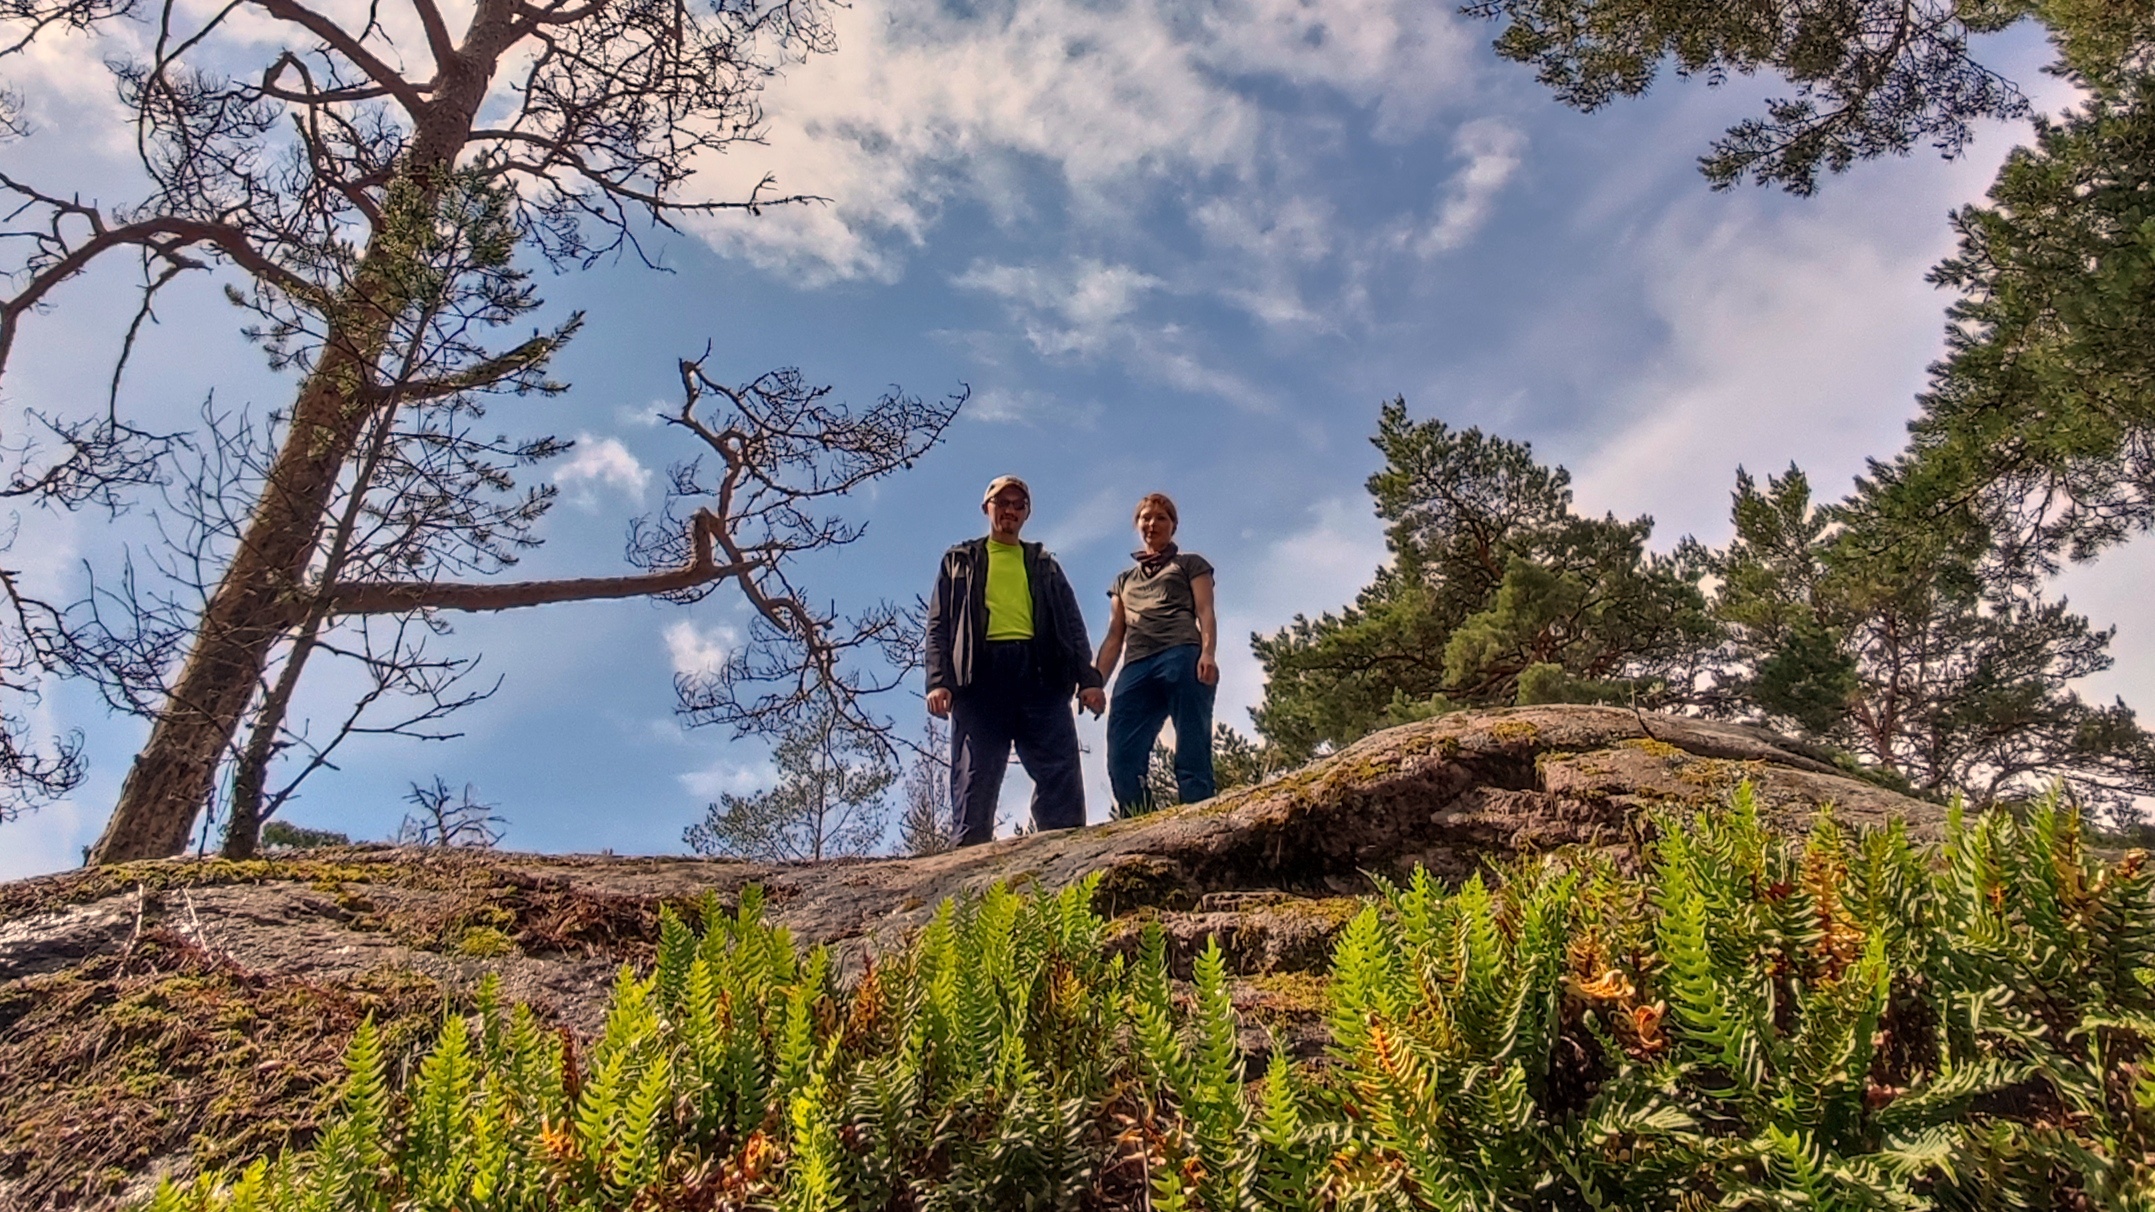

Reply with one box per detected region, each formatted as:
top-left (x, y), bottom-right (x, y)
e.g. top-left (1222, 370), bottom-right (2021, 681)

top-left (3, 0), bottom-right (2140, 877)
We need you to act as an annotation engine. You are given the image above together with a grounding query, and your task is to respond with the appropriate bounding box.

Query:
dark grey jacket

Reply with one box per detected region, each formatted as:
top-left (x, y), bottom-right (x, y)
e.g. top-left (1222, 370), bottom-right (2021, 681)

top-left (925, 538), bottom-right (1104, 696)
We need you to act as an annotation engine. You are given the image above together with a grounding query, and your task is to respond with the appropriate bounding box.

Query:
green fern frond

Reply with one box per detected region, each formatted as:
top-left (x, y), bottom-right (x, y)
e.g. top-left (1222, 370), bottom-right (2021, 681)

top-left (612, 1051), bottom-right (672, 1194)
top-left (1653, 854), bottom-right (1765, 1100)
top-left (401, 1013), bottom-right (475, 1198)
top-left (776, 978), bottom-right (819, 1107)
top-left (473, 971), bottom-right (505, 1061)
top-left (1254, 1049), bottom-right (1322, 1212)
top-left (1328, 905), bottom-right (1396, 1064)
top-left (1191, 938), bottom-right (1242, 1105)
top-left (656, 903), bottom-right (697, 1015)
top-left (343, 1015), bottom-right (391, 1168)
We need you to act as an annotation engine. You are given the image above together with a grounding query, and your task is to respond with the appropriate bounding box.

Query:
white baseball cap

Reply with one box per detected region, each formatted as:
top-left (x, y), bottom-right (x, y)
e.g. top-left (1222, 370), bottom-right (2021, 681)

top-left (982, 475), bottom-right (1031, 504)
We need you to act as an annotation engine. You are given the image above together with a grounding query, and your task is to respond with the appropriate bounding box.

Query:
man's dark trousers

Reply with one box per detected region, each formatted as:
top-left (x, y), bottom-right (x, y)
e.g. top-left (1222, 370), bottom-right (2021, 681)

top-left (950, 641), bottom-right (1085, 845)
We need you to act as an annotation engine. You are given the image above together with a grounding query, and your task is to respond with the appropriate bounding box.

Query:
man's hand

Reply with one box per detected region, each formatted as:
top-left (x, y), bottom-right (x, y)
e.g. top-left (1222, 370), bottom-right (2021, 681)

top-left (1197, 655), bottom-right (1220, 686)
top-left (927, 687), bottom-right (952, 718)
top-left (1079, 687), bottom-right (1106, 717)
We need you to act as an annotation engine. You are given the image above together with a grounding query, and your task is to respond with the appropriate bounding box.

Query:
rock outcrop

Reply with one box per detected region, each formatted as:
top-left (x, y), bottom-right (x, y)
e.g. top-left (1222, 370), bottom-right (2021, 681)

top-left (0, 705), bottom-right (1941, 1209)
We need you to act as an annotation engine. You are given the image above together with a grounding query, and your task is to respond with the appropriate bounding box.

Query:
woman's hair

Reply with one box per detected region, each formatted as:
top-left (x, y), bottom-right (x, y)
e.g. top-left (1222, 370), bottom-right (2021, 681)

top-left (1133, 492), bottom-right (1179, 527)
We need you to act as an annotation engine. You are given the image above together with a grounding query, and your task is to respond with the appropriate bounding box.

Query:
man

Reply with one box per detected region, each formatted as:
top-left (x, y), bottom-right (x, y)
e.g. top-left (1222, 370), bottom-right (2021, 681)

top-left (925, 476), bottom-right (1107, 845)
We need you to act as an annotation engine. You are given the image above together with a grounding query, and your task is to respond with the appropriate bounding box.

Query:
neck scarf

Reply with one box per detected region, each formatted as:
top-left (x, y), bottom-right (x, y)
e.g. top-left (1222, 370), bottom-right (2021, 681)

top-left (1132, 542), bottom-right (1179, 577)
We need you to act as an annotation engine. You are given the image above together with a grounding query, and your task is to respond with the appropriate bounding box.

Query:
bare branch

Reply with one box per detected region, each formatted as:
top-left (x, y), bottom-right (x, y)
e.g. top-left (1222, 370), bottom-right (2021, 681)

top-left (3, 411), bottom-right (180, 513)
top-left (0, 0), bottom-right (135, 58)
top-left (248, 0), bottom-right (432, 115)
top-left (323, 507), bottom-right (748, 613)
top-left (406, 0), bottom-right (459, 73)
top-left (0, 184), bottom-right (324, 378)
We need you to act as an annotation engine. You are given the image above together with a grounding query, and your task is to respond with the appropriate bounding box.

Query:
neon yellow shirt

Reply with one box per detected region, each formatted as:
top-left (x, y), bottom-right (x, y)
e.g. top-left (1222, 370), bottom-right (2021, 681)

top-left (985, 540), bottom-right (1033, 640)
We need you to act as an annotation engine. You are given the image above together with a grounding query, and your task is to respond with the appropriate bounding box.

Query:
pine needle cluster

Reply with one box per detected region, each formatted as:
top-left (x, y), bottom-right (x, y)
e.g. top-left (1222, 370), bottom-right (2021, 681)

top-left (141, 786), bottom-right (2155, 1209)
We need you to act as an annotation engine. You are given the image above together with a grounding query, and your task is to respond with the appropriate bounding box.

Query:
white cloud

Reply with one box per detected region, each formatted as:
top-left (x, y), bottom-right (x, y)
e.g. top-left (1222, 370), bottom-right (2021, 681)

top-left (1213, 496), bottom-right (1388, 731)
top-left (5, 26), bottom-right (143, 161)
top-left (687, 0), bottom-right (1477, 282)
top-left (954, 258), bottom-right (1162, 357)
top-left (0, 793), bottom-right (93, 881)
top-left (1036, 482), bottom-right (1135, 556)
top-left (612, 401), bottom-right (669, 428)
top-left (664, 619), bottom-right (742, 677)
top-left (1421, 118), bottom-right (1526, 254)
top-left (966, 385), bottom-right (1102, 426)
top-left (1190, 193), bottom-right (1339, 330)
top-left (554, 434), bottom-right (651, 508)
top-left (679, 755), bottom-right (777, 800)
top-left (968, 385), bottom-right (1048, 423)
top-left (1564, 184), bottom-right (1979, 543)
top-left (954, 258), bottom-right (1272, 409)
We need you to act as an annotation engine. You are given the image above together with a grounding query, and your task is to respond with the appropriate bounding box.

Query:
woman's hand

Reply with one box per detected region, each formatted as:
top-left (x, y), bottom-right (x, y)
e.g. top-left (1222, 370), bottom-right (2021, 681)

top-left (926, 687), bottom-right (952, 717)
top-left (1197, 654), bottom-right (1219, 685)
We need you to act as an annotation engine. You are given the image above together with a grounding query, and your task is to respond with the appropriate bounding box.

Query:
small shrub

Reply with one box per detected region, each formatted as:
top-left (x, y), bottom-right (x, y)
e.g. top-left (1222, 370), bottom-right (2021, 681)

top-left (258, 821), bottom-right (351, 850)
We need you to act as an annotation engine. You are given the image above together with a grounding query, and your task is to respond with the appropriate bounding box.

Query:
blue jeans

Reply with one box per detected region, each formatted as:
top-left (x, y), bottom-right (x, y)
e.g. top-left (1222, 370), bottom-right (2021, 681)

top-left (1107, 644), bottom-right (1215, 813)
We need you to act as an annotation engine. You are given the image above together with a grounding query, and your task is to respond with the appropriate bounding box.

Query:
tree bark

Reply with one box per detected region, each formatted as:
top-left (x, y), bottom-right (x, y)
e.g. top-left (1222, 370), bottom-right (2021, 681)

top-left (89, 325), bottom-right (396, 863)
top-left (86, 14), bottom-right (509, 864)
top-left (322, 509), bottom-right (740, 614)
top-left (220, 618), bottom-right (323, 860)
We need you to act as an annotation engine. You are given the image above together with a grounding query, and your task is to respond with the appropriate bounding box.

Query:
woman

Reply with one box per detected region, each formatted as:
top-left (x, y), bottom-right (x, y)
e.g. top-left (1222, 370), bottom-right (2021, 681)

top-left (1095, 492), bottom-right (1218, 814)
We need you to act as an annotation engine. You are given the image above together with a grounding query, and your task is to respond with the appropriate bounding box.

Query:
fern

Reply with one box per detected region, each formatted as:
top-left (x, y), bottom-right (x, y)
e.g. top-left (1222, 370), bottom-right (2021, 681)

top-left (1654, 852), bottom-right (1766, 1100)
top-left (133, 795), bottom-right (2155, 1212)
top-left (610, 1051), bottom-right (671, 1194)
top-left (1254, 1049), bottom-right (1322, 1212)
top-left (303, 1016), bottom-right (391, 1212)
top-left (1326, 904), bottom-right (1396, 1064)
top-left (782, 1056), bottom-right (844, 1212)
top-left (655, 903), bottom-right (697, 1016)
top-left (1186, 937), bottom-right (1256, 1211)
top-left (400, 1014), bottom-right (474, 1203)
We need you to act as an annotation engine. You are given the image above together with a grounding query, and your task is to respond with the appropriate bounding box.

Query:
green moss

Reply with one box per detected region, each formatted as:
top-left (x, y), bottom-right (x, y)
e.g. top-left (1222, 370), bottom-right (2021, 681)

top-left (1674, 757), bottom-right (1766, 792)
top-left (1198, 785), bottom-right (1268, 815)
top-left (1240, 971), bottom-right (1329, 1014)
top-left (1090, 857), bottom-right (1194, 916)
top-left (0, 854), bottom-right (424, 919)
top-left (455, 926), bottom-right (516, 957)
top-left (1620, 737), bottom-right (1684, 760)
top-left (0, 932), bottom-right (449, 1208)
top-left (1489, 719), bottom-right (1541, 744)
top-left (1267, 896), bottom-right (1362, 928)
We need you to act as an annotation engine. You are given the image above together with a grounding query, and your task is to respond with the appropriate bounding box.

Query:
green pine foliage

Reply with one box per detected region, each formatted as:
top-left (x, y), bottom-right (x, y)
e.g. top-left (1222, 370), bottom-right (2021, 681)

top-left (144, 787), bottom-right (2155, 1209)
top-left (1253, 399), bottom-right (1717, 757)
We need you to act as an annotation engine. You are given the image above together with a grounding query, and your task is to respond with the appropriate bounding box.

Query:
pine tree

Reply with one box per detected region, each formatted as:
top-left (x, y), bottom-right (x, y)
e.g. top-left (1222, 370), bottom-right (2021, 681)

top-left (897, 719), bottom-right (957, 856)
top-left (1702, 465), bottom-right (2155, 819)
top-left (1253, 399), bottom-right (1717, 755)
top-left (684, 711), bottom-right (896, 862)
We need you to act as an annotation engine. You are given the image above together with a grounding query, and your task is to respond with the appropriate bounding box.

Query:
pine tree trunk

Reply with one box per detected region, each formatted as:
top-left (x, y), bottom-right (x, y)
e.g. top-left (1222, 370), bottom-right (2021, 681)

top-left (88, 334), bottom-right (392, 863)
top-left (221, 624), bottom-right (319, 860)
top-left (82, 21), bottom-right (512, 863)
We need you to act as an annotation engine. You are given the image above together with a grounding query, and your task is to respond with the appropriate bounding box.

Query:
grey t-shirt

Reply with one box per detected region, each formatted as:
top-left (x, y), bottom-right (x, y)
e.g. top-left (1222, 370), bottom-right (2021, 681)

top-left (1110, 552), bottom-right (1215, 665)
